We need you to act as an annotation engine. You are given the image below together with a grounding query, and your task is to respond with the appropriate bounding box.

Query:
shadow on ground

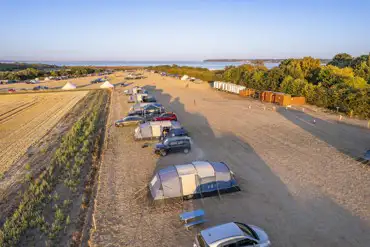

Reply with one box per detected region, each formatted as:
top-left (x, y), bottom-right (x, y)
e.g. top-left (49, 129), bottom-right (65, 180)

top-left (143, 85), bottom-right (370, 247)
top-left (277, 108), bottom-right (370, 159)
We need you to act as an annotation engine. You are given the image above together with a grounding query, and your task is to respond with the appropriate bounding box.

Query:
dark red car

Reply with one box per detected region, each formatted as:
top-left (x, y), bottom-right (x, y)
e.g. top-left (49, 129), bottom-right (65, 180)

top-left (152, 112), bottom-right (177, 121)
top-left (8, 88), bottom-right (16, 93)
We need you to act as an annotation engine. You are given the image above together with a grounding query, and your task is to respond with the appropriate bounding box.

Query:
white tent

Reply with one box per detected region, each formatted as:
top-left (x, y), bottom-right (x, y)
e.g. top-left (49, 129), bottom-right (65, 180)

top-left (100, 81), bottom-right (114, 89)
top-left (181, 75), bottom-right (189, 81)
top-left (62, 82), bottom-right (77, 90)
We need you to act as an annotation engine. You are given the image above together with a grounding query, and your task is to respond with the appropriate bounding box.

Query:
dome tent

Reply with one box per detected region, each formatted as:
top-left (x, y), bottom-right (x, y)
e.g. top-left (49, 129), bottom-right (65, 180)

top-left (61, 82), bottom-right (77, 90)
top-left (100, 81), bottom-right (114, 88)
top-left (149, 161), bottom-right (238, 200)
top-left (181, 75), bottom-right (189, 81)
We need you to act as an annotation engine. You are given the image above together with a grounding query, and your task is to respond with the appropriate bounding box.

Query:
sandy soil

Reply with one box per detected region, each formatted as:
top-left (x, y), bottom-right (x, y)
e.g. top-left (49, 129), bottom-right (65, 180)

top-left (0, 91), bottom-right (88, 175)
top-left (91, 73), bottom-right (370, 246)
top-left (0, 72), bottom-right (126, 91)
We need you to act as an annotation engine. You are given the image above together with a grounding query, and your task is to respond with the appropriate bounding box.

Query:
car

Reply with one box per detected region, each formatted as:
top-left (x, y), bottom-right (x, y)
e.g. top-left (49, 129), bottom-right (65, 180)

top-left (33, 85), bottom-right (49, 90)
top-left (115, 116), bottom-right (145, 127)
top-left (194, 222), bottom-right (271, 247)
top-left (8, 88), bottom-right (16, 93)
top-left (154, 136), bottom-right (191, 156)
top-left (142, 95), bottom-right (157, 102)
top-left (160, 128), bottom-right (188, 141)
top-left (152, 112), bottom-right (177, 121)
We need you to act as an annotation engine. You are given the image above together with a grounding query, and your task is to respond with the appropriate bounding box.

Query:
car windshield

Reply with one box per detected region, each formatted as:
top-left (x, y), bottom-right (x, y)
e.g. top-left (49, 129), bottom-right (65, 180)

top-left (197, 233), bottom-right (209, 247)
top-left (235, 223), bottom-right (259, 240)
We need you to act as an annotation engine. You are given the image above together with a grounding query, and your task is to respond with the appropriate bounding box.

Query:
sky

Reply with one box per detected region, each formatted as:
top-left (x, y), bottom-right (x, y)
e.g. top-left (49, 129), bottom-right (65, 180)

top-left (0, 0), bottom-right (369, 61)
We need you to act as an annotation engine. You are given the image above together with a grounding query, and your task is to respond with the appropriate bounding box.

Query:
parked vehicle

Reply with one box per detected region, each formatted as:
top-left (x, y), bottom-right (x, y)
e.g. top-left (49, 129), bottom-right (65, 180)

top-left (134, 121), bottom-right (182, 140)
top-left (135, 93), bottom-right (149, 103)
top-left (33, 85), bottom-right (49, 90)
top-left (152, 112), bottom-right (177, 121)
top-left (115, 116), bottom-right (145, 127)
top-left (142, 95), bottom-right (156, 102)
top-left (8, 88), bottom-right (16, 93)
top-left (129, 103), bottom-right (164, 113)
top-left (194, 222), bottom-right (271, 247)
top-left (160, 128), bottom-right (188, 141)
top-left (154, 136), bottom-right (191, 156)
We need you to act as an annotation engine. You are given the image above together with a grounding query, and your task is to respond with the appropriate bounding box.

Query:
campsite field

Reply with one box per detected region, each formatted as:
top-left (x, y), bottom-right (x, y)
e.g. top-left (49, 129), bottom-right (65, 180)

top-left (91, 72), bottom-right (370, 246)
top-left (0, 91), bottom-right (87, 175)
top-left (0, 71), bottom-right (126, 91)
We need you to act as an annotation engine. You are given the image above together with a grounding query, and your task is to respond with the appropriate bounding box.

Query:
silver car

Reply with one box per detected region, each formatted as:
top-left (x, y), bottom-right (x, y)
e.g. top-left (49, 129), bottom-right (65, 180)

top-left (194, 222), bottom-right (271, 247)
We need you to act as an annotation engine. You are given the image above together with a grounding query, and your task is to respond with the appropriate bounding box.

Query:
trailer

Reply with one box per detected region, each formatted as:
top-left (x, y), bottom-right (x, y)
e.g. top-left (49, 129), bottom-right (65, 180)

top-left (134, 121), bottom-right (182, 140)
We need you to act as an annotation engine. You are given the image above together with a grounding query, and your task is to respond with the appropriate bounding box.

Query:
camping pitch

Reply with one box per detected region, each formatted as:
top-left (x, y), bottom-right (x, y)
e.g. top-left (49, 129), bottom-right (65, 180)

top-left (62, 82), bottom-right (77, 90)
top-left (149, 161), bottom-right (239, 200)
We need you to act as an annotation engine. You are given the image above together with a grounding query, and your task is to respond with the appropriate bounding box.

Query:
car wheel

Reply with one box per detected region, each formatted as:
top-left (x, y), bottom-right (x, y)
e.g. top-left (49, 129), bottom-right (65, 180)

top-left (183, 148), bottom-right (189, 154)
top-left (160, 150), bottom-right (167, 156)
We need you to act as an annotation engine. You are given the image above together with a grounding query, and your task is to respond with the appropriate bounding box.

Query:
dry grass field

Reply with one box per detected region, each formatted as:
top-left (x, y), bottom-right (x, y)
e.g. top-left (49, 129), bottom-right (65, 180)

top-left (0, 91), bottom-right (87, 175)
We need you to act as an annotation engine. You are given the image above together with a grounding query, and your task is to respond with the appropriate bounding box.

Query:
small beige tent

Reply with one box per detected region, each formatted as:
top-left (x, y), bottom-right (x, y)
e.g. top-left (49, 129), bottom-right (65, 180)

top-left (62, 82), bottom-right (77, 90)
top-left (100, 81), bottom-right (114, 89)
top-left (181, 75), bottom-right (189, 81)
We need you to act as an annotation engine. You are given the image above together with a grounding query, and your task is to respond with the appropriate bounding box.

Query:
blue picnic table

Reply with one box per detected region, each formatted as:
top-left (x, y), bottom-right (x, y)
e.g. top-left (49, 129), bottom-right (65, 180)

top-left (179, 209), bottom-right (206, 229)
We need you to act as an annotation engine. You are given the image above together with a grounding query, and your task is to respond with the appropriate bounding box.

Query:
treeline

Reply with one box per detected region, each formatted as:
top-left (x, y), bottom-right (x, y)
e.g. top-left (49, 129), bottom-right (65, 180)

top-left (222, 53), bottom-right (370, 119)
top-left (0, 62), bottom-right (59, 72)
top-left (0, 67), bottom-right (106, 81)
top-left (146, 65), bottom-right (220, 81)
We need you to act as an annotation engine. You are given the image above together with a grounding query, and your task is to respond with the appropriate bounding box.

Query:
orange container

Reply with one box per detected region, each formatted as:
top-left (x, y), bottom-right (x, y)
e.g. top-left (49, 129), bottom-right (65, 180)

top-left (290, 96), bottom-right (306, 105)
top-left (274, 93), bottom-right (291, 106)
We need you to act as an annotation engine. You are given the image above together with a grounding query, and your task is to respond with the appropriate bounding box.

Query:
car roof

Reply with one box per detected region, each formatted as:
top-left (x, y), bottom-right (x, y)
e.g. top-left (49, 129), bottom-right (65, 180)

top-left (201, 222), bottom-right (244, 244)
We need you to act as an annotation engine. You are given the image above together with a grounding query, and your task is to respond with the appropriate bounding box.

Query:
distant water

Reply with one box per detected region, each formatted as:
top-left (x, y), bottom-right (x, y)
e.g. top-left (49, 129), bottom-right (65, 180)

top-left (14, 61), bottom-right (279, 70)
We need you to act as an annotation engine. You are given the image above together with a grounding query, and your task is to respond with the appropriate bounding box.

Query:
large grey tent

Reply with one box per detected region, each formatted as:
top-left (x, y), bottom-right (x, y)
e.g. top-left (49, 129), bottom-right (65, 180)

top-left (149, 161), bottom-right (238, 200)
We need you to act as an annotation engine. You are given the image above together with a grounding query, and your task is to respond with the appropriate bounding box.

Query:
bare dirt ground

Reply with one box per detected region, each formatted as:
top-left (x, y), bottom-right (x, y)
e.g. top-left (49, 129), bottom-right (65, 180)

top-left (0, 91), bottom-right (87, 175)
top-left (0, 72), bottom-right (126, 91)
top-left (91, 72), bottom-right (370, 246)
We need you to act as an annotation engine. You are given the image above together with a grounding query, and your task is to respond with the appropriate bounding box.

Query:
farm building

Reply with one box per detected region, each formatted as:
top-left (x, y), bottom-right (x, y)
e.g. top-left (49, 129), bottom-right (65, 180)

top-left (149, 161), bottom-right (238, 200)
top-left (61, 82), bottom-right (77, 90)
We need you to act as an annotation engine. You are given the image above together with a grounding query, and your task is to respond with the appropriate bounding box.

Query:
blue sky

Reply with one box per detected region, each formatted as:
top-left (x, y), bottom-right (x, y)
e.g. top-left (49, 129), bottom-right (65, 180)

top-left (0, 0), bottom-right (369, 61)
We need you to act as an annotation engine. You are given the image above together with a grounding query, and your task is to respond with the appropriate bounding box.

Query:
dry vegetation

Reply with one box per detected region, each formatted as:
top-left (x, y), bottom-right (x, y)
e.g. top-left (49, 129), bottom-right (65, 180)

top-left (0, 91), bottom-right (88, 175)
top-left (0, 90), bottom-right (110, 246)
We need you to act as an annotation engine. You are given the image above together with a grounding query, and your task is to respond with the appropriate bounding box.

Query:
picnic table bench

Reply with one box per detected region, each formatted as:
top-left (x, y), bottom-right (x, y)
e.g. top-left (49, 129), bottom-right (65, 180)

top-left (179, 209), bottom-right (206, 229)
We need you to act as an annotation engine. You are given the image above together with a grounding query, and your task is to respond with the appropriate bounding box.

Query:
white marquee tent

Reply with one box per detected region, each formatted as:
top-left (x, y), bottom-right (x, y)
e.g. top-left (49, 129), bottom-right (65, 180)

top-left (61, 82), bottom-right (77, 90)
top-left (100, 81), bottom-right (114, 89)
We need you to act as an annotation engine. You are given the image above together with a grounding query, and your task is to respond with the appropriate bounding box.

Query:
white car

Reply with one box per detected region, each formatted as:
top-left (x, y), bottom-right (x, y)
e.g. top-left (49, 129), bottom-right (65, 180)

top-left (194, 222), bottom-right (271, 247)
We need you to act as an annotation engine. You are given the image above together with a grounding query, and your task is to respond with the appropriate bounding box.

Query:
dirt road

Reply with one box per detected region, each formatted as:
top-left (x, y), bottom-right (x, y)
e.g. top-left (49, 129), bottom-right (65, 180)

top-left (92, 73), bottom-right (370, 246)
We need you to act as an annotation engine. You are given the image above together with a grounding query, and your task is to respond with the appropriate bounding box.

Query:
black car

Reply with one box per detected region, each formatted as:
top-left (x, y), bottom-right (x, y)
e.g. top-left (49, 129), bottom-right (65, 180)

top-left (160, 128), bottom-right (188, 141)
top-left (142, 95), bottom-right (156, 102)
top-left (33, 85), bottom-right (49, 90)
top-left (154, 136), bottom-right (191, 156)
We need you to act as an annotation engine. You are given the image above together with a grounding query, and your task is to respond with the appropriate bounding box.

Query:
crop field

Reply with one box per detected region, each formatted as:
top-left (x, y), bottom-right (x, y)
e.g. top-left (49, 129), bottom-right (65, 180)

top-left (0, 91), bottom-right (87, 175)
top-left (0, 90), bottom-right (110, 246)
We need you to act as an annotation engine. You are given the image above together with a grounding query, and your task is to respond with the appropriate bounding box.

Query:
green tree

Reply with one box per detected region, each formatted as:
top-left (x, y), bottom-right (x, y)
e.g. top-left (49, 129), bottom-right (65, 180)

top-left (329, 53), bottom-right (353, 68)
